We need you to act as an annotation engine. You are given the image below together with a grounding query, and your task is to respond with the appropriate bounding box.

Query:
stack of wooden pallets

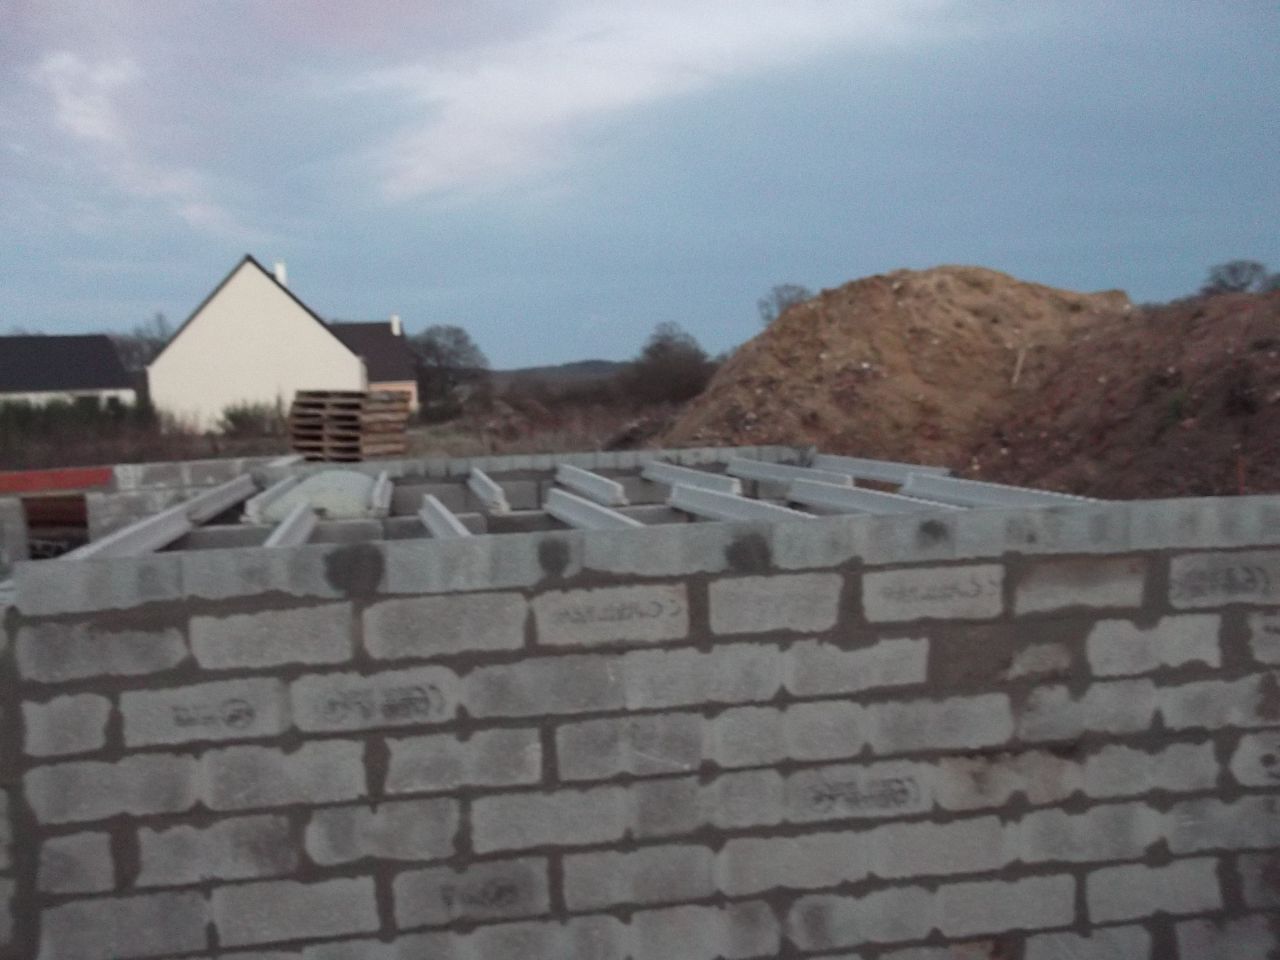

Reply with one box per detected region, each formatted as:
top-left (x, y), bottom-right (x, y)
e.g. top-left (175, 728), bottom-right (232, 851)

top-left (288, 390), bottom-right (410, 462)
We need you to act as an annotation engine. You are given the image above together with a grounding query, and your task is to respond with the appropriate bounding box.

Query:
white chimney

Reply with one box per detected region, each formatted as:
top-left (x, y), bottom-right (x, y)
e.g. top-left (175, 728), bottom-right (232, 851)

top-left (389, 313), bottom-right (402, 336)
top-left (273, 261), bottom-right (287, 287)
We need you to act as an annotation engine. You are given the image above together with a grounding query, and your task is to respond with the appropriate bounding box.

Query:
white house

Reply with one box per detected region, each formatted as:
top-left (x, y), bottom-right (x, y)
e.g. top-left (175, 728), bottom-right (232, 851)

top-left (0, 335), bottom-right (136, 408)
top-left (147, 255), bottom-right (417, 430)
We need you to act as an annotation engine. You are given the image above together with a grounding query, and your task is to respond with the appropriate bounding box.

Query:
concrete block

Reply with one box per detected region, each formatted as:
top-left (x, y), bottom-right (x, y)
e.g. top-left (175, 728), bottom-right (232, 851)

top-left (1083, 741), bottom-right (1219, 798)
top-left (1228, 730), bottom-right (1280, 787)
top-left (783, 701), bottom-right (866, 762)
top-left (1024, 926), bottom-right (1153, 960)
top-left (1015, 802), bottom-right (1163, 863)
top-left (465, 654), bottom-right (623, 718)
top-left (1247, 609), bottom-right (1280, 664)
top-left (787, 759), bottom-right (932, 823)
top-left (445, 914), bottom-right (629, 960)
top-left (863, 564), bottom-right (1003, 622)
top-left (191, 603), bottom-right (353, 669)
top-left (138, 814), bottom-right (295, 886)
top-left (788, 886), bottom-right (936, 950)
top-left (705, 769), bottom-right (786, 829)
top-left (180, 543), bottom-right (348, 602)
top-left (38, 891), bottom-right (209, 960)
top-left (378, 534), bottom-right (568, 596)
top-left (630, 901), bottom-right (780, 960)
top-left (472, 786), bottom-right (628, 853)
top-left (1017, 679), bottom-right (1157, 741)
top-left (1158, 673), bottom-right (1276, 730)
top-left (306, 798), bottom-right (457, 865)
top-left (38, 832), bottom-right (114, 894)
top-left (212, 878), bottom-right (380, 948)
top-left (25, 754), bottom-right (198, 824)
top-left (386, 727), bottom-right (542, 794)
top-left (23, 694), bottom-right (111, 757)
top-left (869, 693), bottom-right (1015, 754)
top-left (15, 552), bottom-right (183, 616)
top-left (556, 713), bottom-right (703, 781)
top-left (1006, 641), bottom-right (1073, 679)
top-left (202, 741), bottom-right (365, 811)
top-left (785, 636), bottom-right (928, 697)
top-left (1087, 857), bottom-right (1221, 922)
top-left (720, 831), bottom-right (868, 897)
top-left (623, 643), bottom-right (782, 709)
top-left (17, 621), bottom-right (187, 683)
top-left (708, 573), bottom-right (842, 635)
top-left (363, 591), bottom-right (527, 660)
top-left (631, 776), bottom-right (703, 839)
top-left (934, 750), bottom-right (1079, 810)
top-left (706, 705), bottom-right (783, 769)
top-left (1014, 556), bottom-right (1147, 614)
top-left (1168, 796), bottom-right (1280, 854)
top-left (121, 677), bottom-right (287, 746)
top-left (1237, 851), bottom-right (1280, 908)
top-left (564, 844), bottom-right (715, 910)
top-left (394, 857), bottom-right (550, 928)
top-left (873, 816), bottom-right (1009, 879)
top-left (1085, 614), bottom-right (1220, 676)
top-left (533, 584), bottom-right (688, 647)
top-left (1170, 549), bottom-right (1280, 608)
top-left (1177, 915), bottom-right (1280, 960)
top-left (581, 521), bottom-right (736, 578)
top-left (935, 875), bottom-right (1076, 938)
top-left (291, 665), bottom-right (458, 732)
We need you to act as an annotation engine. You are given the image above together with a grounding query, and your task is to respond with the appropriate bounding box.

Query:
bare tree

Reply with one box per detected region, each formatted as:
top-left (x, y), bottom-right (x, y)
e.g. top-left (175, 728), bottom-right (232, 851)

top-left (1201, 260), bottom-right (1269, 295)
top-left (757, 283), bottom-right (814, 327)
top-left (112, 313), bottom-right (173, 371)
top-left (409, 324), bottom-right (491, 420)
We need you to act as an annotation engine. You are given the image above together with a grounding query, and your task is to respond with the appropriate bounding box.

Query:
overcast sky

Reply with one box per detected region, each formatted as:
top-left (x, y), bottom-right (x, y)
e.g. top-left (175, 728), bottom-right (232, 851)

top-left (3, 1), bottom-right (1277, 367)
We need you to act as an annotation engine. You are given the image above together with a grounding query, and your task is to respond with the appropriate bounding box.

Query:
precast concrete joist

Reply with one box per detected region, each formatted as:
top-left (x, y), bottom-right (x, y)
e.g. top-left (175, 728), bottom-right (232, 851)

top-left (370, 471), bottom-right (393, 518)
top-left (554, 464), bottom-right (629, 506)
top-left (788, 478), bottom-right (964, 515)
top-left (641, 461), bottom-right (743, 495)
top-left (419, 494), bottom-right (473, 539)
top-left (467, 468), bottom-right (511, 515)
top-left (900, 473), bottom-right (1098, 508)
top-left (545, 488), bottom-right (644, 530)
top-left (262, 502), bottom-right (318, 548)
top-left (243, 476), bottom-right (302, 524)
top-left (668, 484), bottom-right (814, 522)
top-left (811, 453), bottom-right (951, 485)
top-left (726, 457), bottom-right (854, 488)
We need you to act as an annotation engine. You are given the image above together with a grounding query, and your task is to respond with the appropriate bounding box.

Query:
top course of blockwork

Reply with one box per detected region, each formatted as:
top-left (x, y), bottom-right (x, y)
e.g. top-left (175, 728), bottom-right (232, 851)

top-left (3, 444), bottom-right (1280, 617)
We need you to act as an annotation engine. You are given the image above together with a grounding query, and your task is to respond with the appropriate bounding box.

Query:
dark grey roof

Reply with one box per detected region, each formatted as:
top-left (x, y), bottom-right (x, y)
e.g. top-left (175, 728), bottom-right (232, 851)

top-left (0, 335), bottom-right (132, 394)
top-left (329, 323), bottom-right (416, 382)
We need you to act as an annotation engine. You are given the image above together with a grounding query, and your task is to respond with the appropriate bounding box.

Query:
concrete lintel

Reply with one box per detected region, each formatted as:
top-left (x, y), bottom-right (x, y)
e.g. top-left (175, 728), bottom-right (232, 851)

top-left (263, 502), bottom-right (318, 548)
top-left (641, 461), bottom-right (742, 495)
top-left (420, 494), bottom-right (473, 539)
top-left (370, 471), bottom-right (393, 519)
top-left (900, 473), bottom-right (1097, 508)
top-left (668, 484), bottom-right (814, 522)
top-left (726, 457), bottom-right (854, 488)
top-left (545, 488), bottom-right (644, 530)
top-left (467, 468), bottom-right (511, 515)
top-left (788, 478), bottom-right (964, 515)
top-left (555, 464), bottom-right (629, 506)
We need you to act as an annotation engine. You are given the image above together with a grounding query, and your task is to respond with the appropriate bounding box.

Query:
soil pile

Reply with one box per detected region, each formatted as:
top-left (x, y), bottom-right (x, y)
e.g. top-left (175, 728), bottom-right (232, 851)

top-left (964, 292), bottom-right (1280, 498)
top-left (662, 266), bottom-right (1130, 466)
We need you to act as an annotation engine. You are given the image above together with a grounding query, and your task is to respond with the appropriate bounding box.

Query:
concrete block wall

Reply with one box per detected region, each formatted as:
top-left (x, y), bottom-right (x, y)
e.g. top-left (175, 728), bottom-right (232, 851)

top-left (2, 493), bottom-right (1280, 958)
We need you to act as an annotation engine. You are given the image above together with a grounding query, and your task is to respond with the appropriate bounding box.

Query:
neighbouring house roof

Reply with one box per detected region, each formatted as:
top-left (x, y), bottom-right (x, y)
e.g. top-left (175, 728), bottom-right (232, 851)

top-left (329, 322), bottom-right (417, 383)
top-left (0, 335), bottom-right (133, 394)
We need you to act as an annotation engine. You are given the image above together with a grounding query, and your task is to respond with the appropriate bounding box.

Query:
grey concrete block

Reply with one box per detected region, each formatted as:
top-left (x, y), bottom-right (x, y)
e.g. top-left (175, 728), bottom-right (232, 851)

top-left (1082, 741), bottom-right (1219, 799)
top-left (1018, 679), bottom-right (1157, 741)
top-left (1247, 609), bottom-right (1280, 664)
top-left (630, 901), bottom-right (780, 960)
top-left (631, 776), bottom-right (702, 839)
top-left (38, 832), bottom-right (114, 894)
top-left (363, 591), bottom-right (527, 660)
top-left (720, 832), bottom-right (868, 897)
top-left (1177, 915), bottom-right (1280, 960)
top-left (1006, 641), bottom-right (1073, 679)
top-left (1167, 796), bottom-right (1280, 854)
top-left (706, 769), bottom-right (786, 829)
top-left (709, 573), bottom-right (842, 635)
top-left (444, 914), bottom-right (629, 960)
top-left (386, 727), bottom-right (542, 794)
top-left (533, 584), bottom-right (688, 648)
top-left (393, 857), bottom-right (549, 928)
top-left (787, 886), bottom-right (934, 949)
top-left (934, 875), bottom-right (1076, 937)
top-left (863, 564), bottom-right (1003, 622)
top-left (1024, 926), bottom-right (1153, 960)
top-left (138, 814), bottom-right (296, 886)
top-left (869, 693), bottom-right (1014, 754)
top-left (472, 786), bottom-right (628, 853)
top-left (180, 543), bottom-right (348, 602)
top-left (212, 878), bottom-right (380, 948)
top-left (16, 621), bottom-right (187, 683)
top-left (872, 816), bottom-right (1008, 879)
top-left (465, 654), bottom-right (624, 718)
top-left (1087, 857), bottom-right (1222, 922)
top-left (711, 706), bottom-right (787, 769)
top-left (1015, 556), bottom-right (1147, 614)
top-left (1228, 730), bottom-right (1280, 787)
top-left (624, 643), bottom-right (782, 709)
top-left (1158, 673), bottom-right (1275, 730)
top-left (581, 521), bottom-right (736, 578)
top-left (564, 844), bottom-right (715, 911)
top-left (1237, 851), bottom-right (1280, 908)
top-left (934, 750), bottom-right (1078, 810)
top-left (1170, 549), bottom-right (1280, 608)
top-left (191, 603), bottom-right (353, 670)
top-left (121, 677), bottom-right (288, 746)
top-left (15, 552), bottom-right (183, 616)
top-left (25, 754), bottom-right (198, 824)
top-left (1085, 614), bottom-right (1220, 676)
top-left (306, 798), bottom-right (457, 865)
top-left (785, 636), bottom-right (927, 697)
top-left (202, 741), bottom-right (365, 811)
top-left (291, 665), bottom-right (458, 732)
top-left (556, 713), bottom-right (703, 781)
top-left (782, 701), bottom-right (866, 762)
top-left (38, 891), bottom-right (209, 960)
top-left (1015, 802), bottom-right (1163, 863)
top-left (23, 694), bottom-right (112, 757)
top-left (787, 759), bottom-right (932, 823)
top-left (378, 533), bottom-right (571, 596)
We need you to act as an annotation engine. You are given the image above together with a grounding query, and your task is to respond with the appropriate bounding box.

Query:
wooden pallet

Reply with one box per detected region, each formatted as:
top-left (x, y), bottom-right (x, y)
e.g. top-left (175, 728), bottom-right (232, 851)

top-left (288, 390), bottom-right (411, 463)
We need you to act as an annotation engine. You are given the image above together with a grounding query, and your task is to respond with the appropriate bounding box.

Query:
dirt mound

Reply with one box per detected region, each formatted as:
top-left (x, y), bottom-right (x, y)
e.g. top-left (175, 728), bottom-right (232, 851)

top-left (662, 266), bottom-right (1130, 465)
top-left (964, 292), bottom-right (1280, 498)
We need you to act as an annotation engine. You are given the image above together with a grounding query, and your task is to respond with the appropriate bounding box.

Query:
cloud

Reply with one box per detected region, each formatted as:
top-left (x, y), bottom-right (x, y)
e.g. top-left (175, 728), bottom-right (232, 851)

top-left (356, 0), bottom-right (958, 198)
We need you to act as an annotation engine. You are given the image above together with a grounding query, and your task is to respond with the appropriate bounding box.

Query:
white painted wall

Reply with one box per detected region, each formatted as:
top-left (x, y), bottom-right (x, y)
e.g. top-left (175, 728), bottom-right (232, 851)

top-left (0, 389), bottom-right (136, 407)
top-left (148, 261), bottom-right (366, 430)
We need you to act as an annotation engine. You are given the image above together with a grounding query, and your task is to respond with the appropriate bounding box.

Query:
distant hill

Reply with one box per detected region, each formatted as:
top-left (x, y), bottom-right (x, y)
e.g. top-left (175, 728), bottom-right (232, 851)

top-left (490, 359), bottom-right (627, 391)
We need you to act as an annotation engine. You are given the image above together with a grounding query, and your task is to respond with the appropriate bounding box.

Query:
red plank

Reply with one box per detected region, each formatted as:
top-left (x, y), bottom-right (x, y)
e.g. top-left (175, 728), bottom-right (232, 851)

top-left (0, 466), bottom-right (113, 495)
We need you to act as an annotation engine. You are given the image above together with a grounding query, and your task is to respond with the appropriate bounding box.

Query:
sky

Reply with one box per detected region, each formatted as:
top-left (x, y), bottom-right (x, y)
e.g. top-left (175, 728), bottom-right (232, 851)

top-left (2, 0), bottom-right (1278, 368)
